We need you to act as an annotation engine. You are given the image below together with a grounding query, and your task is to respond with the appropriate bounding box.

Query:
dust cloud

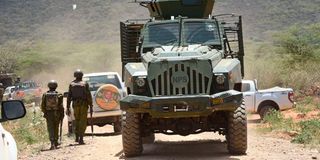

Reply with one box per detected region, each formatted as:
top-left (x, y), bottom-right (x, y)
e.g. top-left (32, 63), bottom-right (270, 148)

top-left (20, 1), bottom-right (148, 91)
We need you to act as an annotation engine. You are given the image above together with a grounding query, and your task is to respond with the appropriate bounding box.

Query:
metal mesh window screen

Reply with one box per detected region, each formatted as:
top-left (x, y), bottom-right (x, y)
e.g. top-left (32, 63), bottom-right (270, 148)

top-left (143, 23), bottom-right (180, 47)
top-left (184, 22), bottom-right (220, 45)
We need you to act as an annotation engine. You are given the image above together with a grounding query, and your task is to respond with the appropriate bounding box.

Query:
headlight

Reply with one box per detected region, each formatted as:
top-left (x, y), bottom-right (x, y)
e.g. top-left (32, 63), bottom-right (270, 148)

top-left (216, 75), bottom-right (225, 85)
top-left (135, 78), bottom-right (146, 87)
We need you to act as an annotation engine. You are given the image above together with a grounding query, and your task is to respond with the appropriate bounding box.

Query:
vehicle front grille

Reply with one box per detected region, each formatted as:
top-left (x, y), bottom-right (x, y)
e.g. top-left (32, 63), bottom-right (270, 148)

top-left (148, 61), bottom-right (213, 96)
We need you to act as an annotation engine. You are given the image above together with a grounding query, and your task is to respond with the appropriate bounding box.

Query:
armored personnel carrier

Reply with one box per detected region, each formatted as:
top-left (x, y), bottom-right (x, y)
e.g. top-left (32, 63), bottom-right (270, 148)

top-left (120, 0), bottom-right (247, 157)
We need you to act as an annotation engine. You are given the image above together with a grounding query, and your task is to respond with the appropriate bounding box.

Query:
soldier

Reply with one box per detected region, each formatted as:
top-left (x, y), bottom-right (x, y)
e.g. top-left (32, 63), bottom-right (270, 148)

top-left (0, 83), bottom-right (4, 102)
top-left (41, 80), bottom-right (64, 150)
top-left (14, 76), bottom-right (21, 86)
top-left (66, 69), bottom-right (93, 145)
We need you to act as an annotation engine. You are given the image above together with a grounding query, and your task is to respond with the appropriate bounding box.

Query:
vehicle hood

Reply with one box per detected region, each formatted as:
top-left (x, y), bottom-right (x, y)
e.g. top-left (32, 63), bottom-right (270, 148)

top-left (142, 45), bottom-right (223, 65)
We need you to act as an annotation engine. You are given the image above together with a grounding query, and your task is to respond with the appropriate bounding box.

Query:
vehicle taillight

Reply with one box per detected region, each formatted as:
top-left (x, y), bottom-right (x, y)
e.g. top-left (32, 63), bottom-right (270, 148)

top-left (288, 91), bottom-right (294, 103)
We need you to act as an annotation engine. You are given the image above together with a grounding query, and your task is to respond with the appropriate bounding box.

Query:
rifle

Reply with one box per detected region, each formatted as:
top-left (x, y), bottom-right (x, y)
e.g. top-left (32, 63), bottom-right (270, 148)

top-left (90, 105), bottom-right (94, 138)
top-left (59, 118), bottom-right (63, 144)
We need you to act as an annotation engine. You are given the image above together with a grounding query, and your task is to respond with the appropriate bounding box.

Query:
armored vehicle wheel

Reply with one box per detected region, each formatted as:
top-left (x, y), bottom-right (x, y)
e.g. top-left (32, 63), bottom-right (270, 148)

top-left (114, 121), bottom-right (122, 133)
top-left (259, 105), bottom-right (276, 120)
top-left (227, 102), bottom-right (247, 155)
top-left (122, 112), bottom-right (143, 157)
top-left (142, 133), bottom-right (155, 144)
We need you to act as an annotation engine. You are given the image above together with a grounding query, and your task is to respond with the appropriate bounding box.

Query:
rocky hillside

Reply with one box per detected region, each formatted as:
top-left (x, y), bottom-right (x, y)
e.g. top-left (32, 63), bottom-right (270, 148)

top-left (1, 0), bottom-right (319, 44)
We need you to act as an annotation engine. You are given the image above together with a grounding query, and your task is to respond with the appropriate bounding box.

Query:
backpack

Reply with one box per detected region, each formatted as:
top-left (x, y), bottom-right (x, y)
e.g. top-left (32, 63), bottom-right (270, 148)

top-left (45, 92), bottom-right (59, 110)
top-left (70, 81), bottom-right (86, 100)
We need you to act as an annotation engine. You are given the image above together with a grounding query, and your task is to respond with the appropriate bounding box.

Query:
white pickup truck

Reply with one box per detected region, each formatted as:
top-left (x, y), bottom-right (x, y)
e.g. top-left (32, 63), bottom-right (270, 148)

top-left (242, 80), bottom-right (295, 119)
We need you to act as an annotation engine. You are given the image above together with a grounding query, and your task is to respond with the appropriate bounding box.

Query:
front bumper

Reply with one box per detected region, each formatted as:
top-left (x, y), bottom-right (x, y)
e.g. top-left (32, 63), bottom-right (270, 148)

top-left (120, 90), bottom-right (243, 118)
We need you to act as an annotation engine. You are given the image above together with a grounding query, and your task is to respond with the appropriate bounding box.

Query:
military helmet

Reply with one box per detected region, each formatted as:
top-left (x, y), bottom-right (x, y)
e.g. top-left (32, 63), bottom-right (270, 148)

top-left (48, 80), bottom-right (58, 89)
top-left (74, 69), bottom-right (83, 78)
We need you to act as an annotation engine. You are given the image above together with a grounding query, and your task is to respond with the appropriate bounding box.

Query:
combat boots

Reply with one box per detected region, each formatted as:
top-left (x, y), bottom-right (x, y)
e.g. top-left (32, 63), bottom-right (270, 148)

top-left (79, 136), bottom-right (85, 145)
top-left (75, 134), bottom-right (79, 143)
top-left (50, 141), bottom-right (56, 150)
top-left (55, 141), bottom-right (60, 147)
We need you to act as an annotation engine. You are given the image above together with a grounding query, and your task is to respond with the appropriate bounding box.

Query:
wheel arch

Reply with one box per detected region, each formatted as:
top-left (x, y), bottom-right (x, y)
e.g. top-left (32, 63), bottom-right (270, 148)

top-left (257, 100), bottom-right (279, 113)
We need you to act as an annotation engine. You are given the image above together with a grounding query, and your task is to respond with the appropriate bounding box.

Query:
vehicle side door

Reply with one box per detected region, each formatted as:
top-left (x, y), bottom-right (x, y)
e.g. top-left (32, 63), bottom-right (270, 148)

top-left (242, 81), bottom-right (256, 112)
top-left (0, 124), bottom-right (9, 160)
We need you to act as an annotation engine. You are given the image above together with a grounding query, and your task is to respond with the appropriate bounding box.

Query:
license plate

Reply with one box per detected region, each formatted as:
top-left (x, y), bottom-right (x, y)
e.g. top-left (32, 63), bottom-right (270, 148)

top-left (174, 105), bottom-right (189, 112)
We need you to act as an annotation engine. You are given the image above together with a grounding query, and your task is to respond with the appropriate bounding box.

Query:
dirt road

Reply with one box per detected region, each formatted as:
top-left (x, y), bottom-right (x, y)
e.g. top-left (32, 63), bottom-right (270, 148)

top-left (19, 115), bottom-right (319, 160)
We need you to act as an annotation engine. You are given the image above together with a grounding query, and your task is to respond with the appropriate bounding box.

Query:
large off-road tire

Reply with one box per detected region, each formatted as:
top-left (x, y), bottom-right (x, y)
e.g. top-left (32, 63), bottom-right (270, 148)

top-left (122, 112), bottom-right (143, 157)
top-left (142, 133), bottom-right (155, 144)
top-left (227, 102), bottom-right (247, 155)
top-left (259, 105), bottom-right (276, 120)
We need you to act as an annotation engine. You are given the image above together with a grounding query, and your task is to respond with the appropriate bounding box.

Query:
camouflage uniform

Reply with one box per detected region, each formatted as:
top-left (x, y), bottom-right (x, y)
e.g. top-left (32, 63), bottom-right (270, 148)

top-left (0, 83), bottom-right (4, 102)
top-left (41, 80), bottom-right (64, 150)
top-left (67, 70), bottom-right (92, 144)
top-left (14, 76), bottom-right (21, 86)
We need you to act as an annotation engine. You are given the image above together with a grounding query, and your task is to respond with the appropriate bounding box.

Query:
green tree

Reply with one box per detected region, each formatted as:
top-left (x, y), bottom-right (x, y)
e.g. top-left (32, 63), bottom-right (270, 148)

top-left (274, 23), bottom-right (320, 62)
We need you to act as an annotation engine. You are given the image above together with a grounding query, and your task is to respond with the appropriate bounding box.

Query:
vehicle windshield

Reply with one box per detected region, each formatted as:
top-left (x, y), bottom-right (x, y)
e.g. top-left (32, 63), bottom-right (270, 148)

top-left (143, 22), bottom-right (179, 47)
top-left (184, 21), bottom-right (220, 45)
top-left (142, 20), bottom-right (221, 48)
top-left (84, 75), bottom-right (121, 91)
top-left (18, 82), bottom-right (37, 90)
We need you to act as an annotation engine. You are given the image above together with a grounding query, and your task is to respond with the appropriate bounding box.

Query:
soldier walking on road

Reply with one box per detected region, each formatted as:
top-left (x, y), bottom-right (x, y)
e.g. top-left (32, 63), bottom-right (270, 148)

top-left (14, 76), bottom-right (21, 86)
top-left (41, 80), bottom-right (64, 150)
top-left (0, 83), bottom-right (4, 102)
top-left (66, 69), bottom-right (93, 145)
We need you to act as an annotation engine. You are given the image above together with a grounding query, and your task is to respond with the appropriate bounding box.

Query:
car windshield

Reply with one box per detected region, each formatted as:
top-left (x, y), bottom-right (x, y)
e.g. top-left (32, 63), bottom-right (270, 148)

top-left (143, 22), bottom-right (179, 47)
top-left (84, 75), bottom-right (121, 91)
top-left (184, 21), bottom-right (220, 45)
top-left (18, 82), bottom-right (36, 90)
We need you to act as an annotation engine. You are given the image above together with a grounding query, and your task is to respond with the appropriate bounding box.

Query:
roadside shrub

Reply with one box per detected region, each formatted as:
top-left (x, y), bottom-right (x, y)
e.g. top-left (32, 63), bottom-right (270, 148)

top-left (292, 119), bottom-right (320, 146)
top-left (2, 108), bottom-right (48, 150)
top-left (295, 104), bottom-right (312, 115)
top-left (273, 23), bottom-right (320, 90)
top-left (262, 110), bottom-right (295, 132)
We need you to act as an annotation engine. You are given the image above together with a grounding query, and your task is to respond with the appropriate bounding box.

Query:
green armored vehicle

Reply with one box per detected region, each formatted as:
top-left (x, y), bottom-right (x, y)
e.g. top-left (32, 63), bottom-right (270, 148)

top-left (120, 0), bottom-right (246, 157)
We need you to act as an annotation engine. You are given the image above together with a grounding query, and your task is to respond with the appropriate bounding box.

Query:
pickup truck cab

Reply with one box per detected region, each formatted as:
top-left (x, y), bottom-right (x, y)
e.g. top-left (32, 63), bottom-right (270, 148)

top-left (242, 80), bottom-right (295, 119)
top-left (0, 100), bottom-right (26, 160)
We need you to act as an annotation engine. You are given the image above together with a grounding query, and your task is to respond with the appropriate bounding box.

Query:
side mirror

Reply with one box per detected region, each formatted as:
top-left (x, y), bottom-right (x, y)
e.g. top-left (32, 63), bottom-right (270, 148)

top-left (63, 92), bottom-right (69, 98)
top-left (1, 100), bottom-right (26, 122)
